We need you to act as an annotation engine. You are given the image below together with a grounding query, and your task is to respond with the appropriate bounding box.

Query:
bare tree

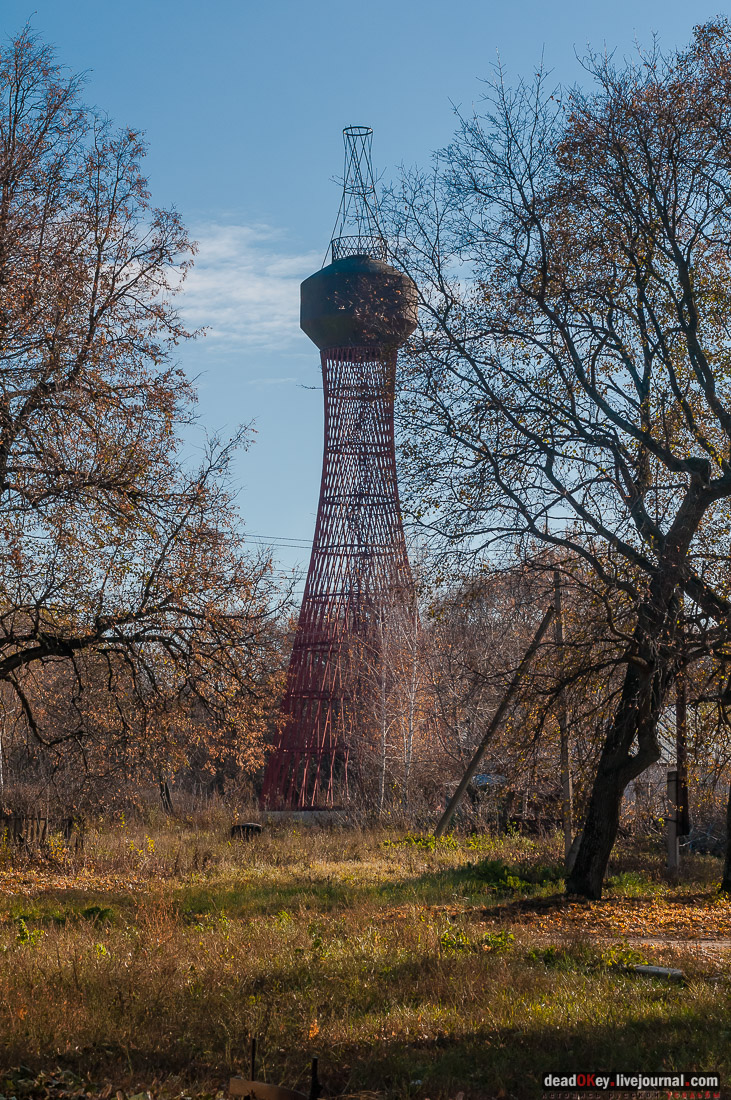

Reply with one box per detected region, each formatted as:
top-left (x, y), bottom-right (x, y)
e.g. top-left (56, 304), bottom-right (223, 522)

top-left (347, 589), bottom-right (431, 814)
top-left (387, 21), bottom-right (731, 895)
top-left (0, 27), bottom-right (283, 795)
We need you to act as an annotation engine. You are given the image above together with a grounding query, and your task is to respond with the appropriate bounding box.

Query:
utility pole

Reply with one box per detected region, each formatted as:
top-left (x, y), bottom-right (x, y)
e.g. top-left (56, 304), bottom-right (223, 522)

top-left (554, 570), bottom-right (573, 863)
top-left (676, 600), bottom-right (690, 838)
top-left (667, 768), bottom-right (680, 872)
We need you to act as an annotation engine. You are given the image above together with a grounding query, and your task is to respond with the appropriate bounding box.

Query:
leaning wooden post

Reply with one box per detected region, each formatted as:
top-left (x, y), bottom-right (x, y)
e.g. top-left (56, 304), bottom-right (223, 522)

top-left (434, 604), bottom-right (556, 839)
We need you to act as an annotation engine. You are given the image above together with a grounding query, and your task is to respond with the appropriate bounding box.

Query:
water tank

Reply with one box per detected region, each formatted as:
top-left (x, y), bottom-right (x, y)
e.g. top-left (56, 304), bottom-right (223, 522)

top-left (300, 255), bottom-right (417, 351)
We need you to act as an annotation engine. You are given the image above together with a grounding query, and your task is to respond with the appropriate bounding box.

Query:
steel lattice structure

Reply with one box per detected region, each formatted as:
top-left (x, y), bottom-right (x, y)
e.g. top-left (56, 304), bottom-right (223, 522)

top-left (261, 128), bottom-right (417, 809)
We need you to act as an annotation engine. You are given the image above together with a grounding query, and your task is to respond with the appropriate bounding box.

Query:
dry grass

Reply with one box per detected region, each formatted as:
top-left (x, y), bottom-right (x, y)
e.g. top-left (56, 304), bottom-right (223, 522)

top-left (0, 819), bottom-right (729, 1099)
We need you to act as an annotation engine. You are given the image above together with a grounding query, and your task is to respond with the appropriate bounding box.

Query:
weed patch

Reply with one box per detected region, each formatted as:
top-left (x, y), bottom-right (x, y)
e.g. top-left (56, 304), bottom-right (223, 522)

top-left (383, 832), bottom-right (460, 851)
top-left (0, 824), bottom-right (729, 1099)
top-left (455, 857), bottom-right (563, 897)
top-left (607, 871), bottom-right (667, 897)
top-left (80, 904), bottom-right (115, 925)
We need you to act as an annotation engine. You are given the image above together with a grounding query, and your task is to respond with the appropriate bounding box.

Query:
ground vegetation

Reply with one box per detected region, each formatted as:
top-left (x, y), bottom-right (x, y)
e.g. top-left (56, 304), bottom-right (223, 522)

top-left (1, 820), bottom-right (730, 1100)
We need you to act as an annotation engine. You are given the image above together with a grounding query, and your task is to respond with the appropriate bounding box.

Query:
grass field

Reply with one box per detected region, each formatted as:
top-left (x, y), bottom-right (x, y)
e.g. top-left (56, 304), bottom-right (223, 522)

top-left (1, 817), bottom-right (730, 1100)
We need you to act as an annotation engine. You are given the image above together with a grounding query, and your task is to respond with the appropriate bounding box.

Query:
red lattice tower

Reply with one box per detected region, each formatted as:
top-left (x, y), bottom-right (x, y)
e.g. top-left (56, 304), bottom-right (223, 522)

top-left (261, 127), bottom-right (417, 808)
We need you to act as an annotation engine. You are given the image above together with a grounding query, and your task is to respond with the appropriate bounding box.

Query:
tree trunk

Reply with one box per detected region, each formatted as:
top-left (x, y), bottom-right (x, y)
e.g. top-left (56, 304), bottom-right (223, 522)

top-left (722, 781), bottom-right (731, 894)
top-left (567, 615), bottom-right (674, 898)
top-left (159, 774), bottom-right (174, 816)
top-left (566, 745), bottom-right (649, 898)
top-left (402, 623), bottom-right (418, 810)
top-left (378, 670), bottom-right (388, 815)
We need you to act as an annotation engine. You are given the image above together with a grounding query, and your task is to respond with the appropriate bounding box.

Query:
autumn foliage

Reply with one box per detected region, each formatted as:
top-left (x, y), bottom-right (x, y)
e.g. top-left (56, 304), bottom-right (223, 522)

top-left (0, 28), bottom-right (283, 812)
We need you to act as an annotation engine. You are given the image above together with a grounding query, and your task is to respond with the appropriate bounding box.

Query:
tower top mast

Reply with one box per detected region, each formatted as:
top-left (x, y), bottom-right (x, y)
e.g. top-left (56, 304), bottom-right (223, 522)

top-left (330, 125), bottom-right (387, 262)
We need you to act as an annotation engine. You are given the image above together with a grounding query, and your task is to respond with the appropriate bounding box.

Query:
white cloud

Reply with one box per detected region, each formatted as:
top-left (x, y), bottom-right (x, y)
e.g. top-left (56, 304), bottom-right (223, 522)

top-left (178, 223), bottom-right (321, 351)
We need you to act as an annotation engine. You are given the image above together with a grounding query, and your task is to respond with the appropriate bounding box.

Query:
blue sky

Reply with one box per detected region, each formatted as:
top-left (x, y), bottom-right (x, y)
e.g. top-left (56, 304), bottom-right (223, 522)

top-left (0, 0), bottom-right (723, 579)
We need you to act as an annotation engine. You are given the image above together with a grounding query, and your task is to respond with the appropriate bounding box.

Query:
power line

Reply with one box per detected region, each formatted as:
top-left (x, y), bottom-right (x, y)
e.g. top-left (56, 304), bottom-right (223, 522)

top-left (246, 533), bottom-right (312, 549)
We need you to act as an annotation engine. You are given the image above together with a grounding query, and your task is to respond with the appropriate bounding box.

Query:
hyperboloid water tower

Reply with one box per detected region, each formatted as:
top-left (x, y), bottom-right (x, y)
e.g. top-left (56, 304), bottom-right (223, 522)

top-left (260, 126), bottom-right (418, 809)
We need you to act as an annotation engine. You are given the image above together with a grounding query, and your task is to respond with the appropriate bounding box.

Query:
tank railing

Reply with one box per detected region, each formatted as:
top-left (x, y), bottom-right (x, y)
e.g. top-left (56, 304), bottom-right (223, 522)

top-left (331, 234), bottom-right (388, 262)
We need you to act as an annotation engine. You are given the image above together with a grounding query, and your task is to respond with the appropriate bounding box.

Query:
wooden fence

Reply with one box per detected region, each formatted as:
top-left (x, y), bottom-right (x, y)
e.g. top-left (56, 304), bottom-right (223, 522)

top-left (0, 813), bottom-right (84, 850)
